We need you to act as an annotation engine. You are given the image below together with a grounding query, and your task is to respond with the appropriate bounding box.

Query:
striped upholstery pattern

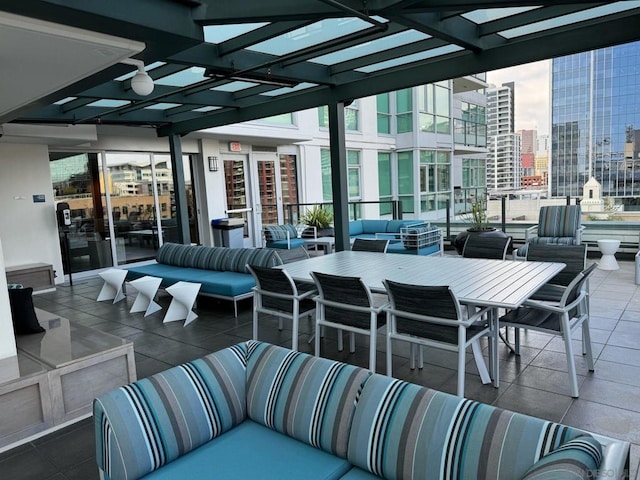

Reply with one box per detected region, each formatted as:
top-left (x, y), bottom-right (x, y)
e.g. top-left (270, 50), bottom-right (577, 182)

top-left (347, 374), bottom-right (597, 480)
top-left (224, 247), bottom-right (281, 273)
top-left (521, 435), bottom-right (603, 479)
top-left (246, 341), bottom-right (370, 458)
top-left (264, 224), bottom-right (297, 242)
top-left (536, 205), bottom-right (582, 240)
top-left (156, 242), bottom-right (194, 267)
top-left (94, 344), bottom-right (248, 480)
top-left (191, 245), bottom-right (228, 271)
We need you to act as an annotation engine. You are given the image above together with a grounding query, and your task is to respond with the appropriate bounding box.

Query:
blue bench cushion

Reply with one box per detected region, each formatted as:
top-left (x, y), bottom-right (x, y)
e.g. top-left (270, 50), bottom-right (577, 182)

top-left (200, 271), bottom-right (256, 296)
top-left (94, 344), bottom-right (248, 480)
top-left (143, 420), bottom-right (353, 480)
top-left (246, 342), bottom-right (370, 458)
top-left (359, 220), bottom-right (389, 234)
top-left (126, 264), bottom-right (186, 281)
top-left (339, 468), bottom-right (379, 479)
top-left (347, 374), bottom-right (595, 480)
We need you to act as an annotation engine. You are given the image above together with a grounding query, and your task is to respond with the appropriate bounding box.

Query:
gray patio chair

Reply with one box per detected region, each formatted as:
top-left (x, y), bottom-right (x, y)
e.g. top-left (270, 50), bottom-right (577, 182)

top-left (274, 246), bottom-right (310, 264)
top-left (248, 265), bottom-right (316, 352)
top-left (352, 238), bottom-right (390, 253)
top-left (311, 271), bottom-right (388, 372)
top-left (499, 263), bottom-right (597, 397)
top-left (462, 234), bottom-right (512, 260)
top-left (526, 243), bottom-right (587, 302)
top-left (383, 280), bottom-right (494, 398)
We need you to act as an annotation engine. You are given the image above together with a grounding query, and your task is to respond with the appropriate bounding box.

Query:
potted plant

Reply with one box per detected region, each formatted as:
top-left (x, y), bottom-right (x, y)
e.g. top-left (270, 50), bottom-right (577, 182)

top-left (453, 200), bottom-right (507, 254)
top-left (300, 204), bottom-right (334, 237)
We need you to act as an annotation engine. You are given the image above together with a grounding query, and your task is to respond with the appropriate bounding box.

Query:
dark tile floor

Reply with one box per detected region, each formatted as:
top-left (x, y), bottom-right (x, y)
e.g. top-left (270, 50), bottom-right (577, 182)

top-left (1, 258), bottom-right (639, 479)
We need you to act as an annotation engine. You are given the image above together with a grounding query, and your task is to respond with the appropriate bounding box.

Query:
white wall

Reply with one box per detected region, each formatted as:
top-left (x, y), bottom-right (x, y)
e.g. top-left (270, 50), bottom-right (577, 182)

top-left (0, 143), bottom-right (63, 280)
top-left (0, 237), bottom-right (17, 360)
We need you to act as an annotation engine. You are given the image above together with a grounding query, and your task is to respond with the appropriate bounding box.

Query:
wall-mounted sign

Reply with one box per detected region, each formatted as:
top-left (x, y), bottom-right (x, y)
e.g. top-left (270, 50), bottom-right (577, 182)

top-left (229, 141), bottom-right (242, 152)
top-left (33, 194), bottom-right (46, 203)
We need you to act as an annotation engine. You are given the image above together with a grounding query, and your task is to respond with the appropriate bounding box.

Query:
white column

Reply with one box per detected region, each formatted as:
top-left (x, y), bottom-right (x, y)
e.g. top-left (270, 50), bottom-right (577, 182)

top-left (0, 237), bottom-right (18, 360)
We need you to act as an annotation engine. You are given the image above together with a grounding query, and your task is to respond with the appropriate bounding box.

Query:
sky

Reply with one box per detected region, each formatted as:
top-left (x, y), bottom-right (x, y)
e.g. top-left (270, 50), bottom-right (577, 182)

top-left (486, 60), bottom-right (550, 136)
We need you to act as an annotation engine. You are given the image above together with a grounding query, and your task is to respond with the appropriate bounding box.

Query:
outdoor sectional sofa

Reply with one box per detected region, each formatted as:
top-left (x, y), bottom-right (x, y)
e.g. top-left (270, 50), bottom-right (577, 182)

top-left (94, 341), bottom-right (628, 480)
top-left (125, 243), bottom-right (282, 316)
top-left (349, 219), bottom-right (443, 255)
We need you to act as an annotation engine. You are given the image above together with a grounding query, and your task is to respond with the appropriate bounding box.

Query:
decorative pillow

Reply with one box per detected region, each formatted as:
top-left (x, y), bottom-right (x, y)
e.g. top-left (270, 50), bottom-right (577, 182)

top-left (8, 287), bottom-right (45, 335)
top-left (520, 435), bottom-right (603, 480)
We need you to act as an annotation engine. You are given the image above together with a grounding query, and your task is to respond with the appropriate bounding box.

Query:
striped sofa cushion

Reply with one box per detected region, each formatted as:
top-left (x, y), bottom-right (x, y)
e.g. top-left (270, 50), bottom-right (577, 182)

top-left (191, 245), bottom-right (229, 271)
top-left (521, 435), bottom-right (603, 479)
top-left (264, 225), bottom-right (297, 242)
top-left (224, 248), bottom-right (281, 273)
top-left (537, 205), bottom-right (581, 238)
top-left (246, 341), bottom-right (370, 458)
top-left (94, 344), bottom-right (248, 480)
top-left (156, 242), bottom-right (194, 268)
top-left (347, 374), bottom-right (595, 480)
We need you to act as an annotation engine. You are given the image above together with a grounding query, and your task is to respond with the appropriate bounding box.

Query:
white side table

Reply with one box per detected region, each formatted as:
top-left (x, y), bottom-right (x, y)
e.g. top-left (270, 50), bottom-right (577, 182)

top-left (164, 281), bottom-right (201, 326)
top-left (129, 276), bottom-right (162, 316)
top-left (97, 269), bottom-right (128, 303)
top-left (597, 239), bottom-right (621, 270)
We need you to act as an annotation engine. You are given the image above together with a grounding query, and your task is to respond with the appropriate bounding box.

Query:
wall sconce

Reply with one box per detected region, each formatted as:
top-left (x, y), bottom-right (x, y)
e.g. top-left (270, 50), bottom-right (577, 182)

top-left (208, 156), bottom-right (219, 172)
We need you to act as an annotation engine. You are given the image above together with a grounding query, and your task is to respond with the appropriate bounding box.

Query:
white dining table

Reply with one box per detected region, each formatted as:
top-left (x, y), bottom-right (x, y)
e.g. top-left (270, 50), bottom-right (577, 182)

top-left (279, 251), bottom-right (566, 388)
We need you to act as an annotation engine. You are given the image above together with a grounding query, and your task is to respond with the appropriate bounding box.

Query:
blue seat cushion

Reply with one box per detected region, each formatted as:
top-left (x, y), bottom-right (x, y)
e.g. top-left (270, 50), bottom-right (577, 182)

top-left (143, 420), bottom-right (353, 480)
top-left (199, 271), bottom-right (256, 296)
top-left (266, 238), bottom-right (306, 249)
top-left (126, 264), bottom-right (186, 281)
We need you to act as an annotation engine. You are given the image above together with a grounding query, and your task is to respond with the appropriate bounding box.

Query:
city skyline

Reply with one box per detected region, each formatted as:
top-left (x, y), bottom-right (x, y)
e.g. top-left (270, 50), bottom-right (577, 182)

top-left (487, 60), bottom-right (550, 137)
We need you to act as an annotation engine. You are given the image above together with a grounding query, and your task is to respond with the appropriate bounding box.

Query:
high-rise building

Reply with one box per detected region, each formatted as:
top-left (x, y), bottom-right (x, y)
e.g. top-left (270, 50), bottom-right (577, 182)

top-left (551, 40), bottom-right (640, 202)
top-left (487, 82), bottom-right (521, 191)
top-left (519, 129), bottom-right (537, 177)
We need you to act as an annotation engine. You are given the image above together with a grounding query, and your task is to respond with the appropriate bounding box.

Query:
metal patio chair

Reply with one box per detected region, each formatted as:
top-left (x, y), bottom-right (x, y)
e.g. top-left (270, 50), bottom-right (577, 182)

top-left (383, 280), bottom-right (494, 398)
top-left (499, 263), bottom-right (597, 397)
top-left (311, 271), bottom-right (388, 372)
top-left (248, 264), bottom-right (316, 352)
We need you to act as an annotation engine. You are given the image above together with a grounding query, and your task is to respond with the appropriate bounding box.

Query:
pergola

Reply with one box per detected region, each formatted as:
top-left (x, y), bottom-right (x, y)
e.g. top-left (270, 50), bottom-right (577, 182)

top-left (2, 0), bottom-right (640, 249)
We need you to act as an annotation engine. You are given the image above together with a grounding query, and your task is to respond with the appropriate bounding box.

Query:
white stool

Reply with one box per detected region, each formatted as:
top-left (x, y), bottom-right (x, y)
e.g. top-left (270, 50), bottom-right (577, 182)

top-left (164, 281), bottom-right (201, 326)
top-left (129, 276), bottom-right (162, 316)
top-left (97, 269), bottom-right (128, 303)
top-left (597, 239), bottom-right (621, 270)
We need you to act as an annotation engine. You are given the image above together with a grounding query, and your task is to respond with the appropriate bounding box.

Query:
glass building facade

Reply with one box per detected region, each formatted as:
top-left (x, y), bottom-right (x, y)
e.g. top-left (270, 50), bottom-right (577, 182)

top-left (552, 40), bottom-right (640, 202)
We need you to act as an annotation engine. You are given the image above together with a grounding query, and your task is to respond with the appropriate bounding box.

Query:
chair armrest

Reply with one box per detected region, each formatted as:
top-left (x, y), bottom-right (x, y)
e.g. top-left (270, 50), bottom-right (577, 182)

top-left (577, 225), bottom-right (586, 244)
top-left (525, 224), bottom-right (538, 242)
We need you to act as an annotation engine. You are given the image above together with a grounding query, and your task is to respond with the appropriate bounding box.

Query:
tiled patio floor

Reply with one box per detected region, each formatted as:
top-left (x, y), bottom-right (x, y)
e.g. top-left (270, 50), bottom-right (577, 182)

top-left (1, 257), bottom-right (639, 479)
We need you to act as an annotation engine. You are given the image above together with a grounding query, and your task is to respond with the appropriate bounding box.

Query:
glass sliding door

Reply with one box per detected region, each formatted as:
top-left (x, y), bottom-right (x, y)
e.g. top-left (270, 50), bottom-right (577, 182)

top-left (104, 153), bottom-right (161, 264)
top-left (51, 152), bottom-right (114, 274)
top-left (52, 150), bottom-right (199, 275)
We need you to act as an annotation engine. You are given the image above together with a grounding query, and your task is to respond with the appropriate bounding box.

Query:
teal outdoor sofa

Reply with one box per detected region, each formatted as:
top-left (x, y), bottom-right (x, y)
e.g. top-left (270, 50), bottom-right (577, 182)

top-left (94, 341), bottom-right (628, 480)
top-left (125, 243), bottom-right (282, 316)
top-left (349, 219), bottom-right (443, 256)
